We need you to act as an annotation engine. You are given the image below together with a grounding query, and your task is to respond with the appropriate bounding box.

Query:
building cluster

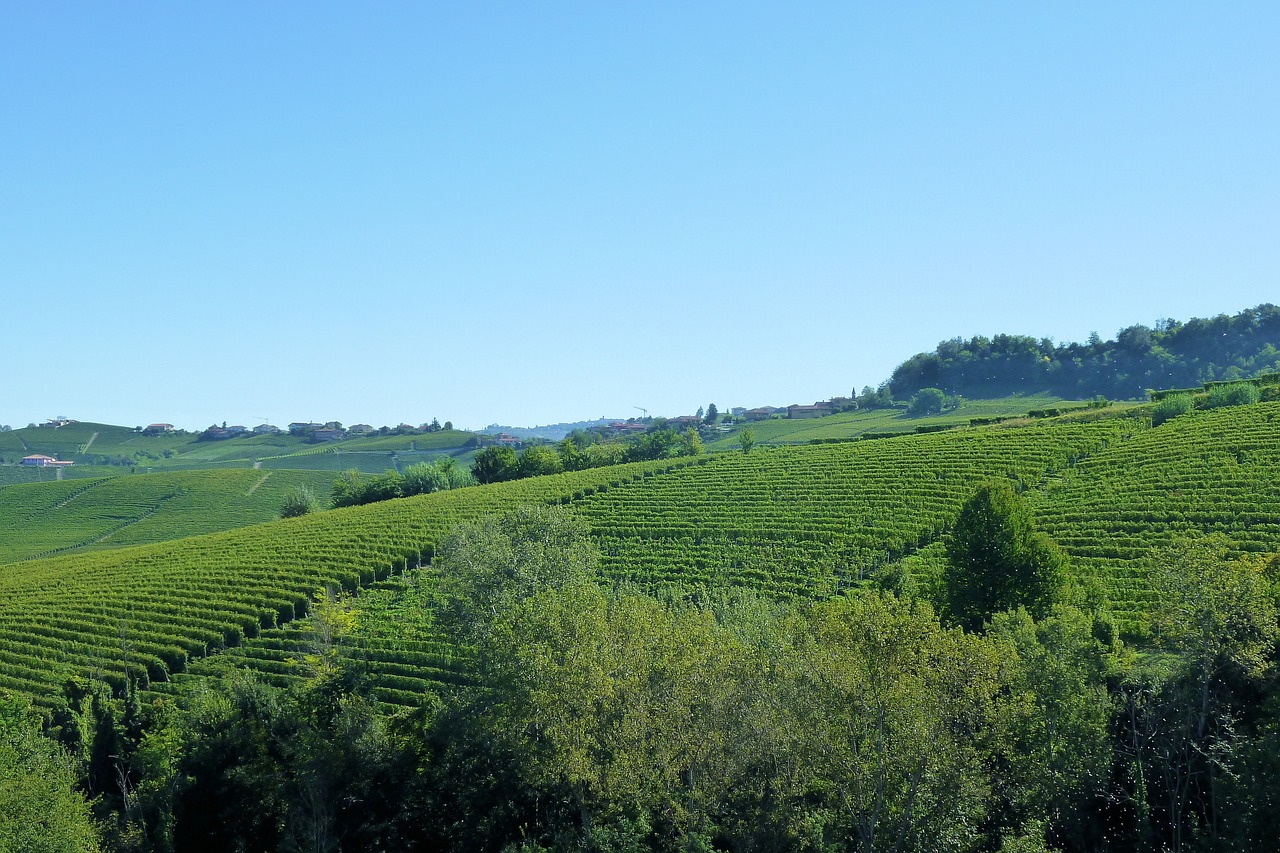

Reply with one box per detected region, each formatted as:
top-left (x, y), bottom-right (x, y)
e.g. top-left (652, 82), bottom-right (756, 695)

top-left (741, 396), bottom-right (852, 421)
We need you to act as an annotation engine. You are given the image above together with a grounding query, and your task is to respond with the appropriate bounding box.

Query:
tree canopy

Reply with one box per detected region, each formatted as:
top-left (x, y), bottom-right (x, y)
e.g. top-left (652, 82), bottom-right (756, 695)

top-left (942, 481), bottom-right (1068, 631)
top-left (887, 304), bottom-right (1280, 401)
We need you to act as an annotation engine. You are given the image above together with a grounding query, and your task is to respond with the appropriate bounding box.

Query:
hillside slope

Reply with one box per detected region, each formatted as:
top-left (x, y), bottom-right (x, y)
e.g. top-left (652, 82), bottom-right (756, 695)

top-left (0, 469), bottom-right (338, 563)
top-left (5, 401), bottom-right (1280, 710)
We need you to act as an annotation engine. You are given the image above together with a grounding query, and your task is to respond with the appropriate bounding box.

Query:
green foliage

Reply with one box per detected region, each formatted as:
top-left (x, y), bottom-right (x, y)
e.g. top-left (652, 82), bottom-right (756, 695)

top-left (986, 607), bottom-right (1116, 849)
top-left (908, 386), bottom-right (948, 416)
top-left (437, 505), bottom-right (599, 646)
top-left (1204, 380), bottom-right (1261, 410)
top-left (0, 693), bottom-right (100, 853)
top-left (517, 444), bottom-right (563, 478)
top-left (471, 445), bottom-right (520, 484)
top-left (332, 458), bottom-right (476, 508)
top-left (889, 303), bottom-right (1280, 401)
top-left (737, 427), bottom-right (755, 454)
top-left (943, 481), bottom-right (1067, 631)
top-left (279, 484), bottom-right (317, 518)
top-left (1151, 392), bottom-right (1194, 426)
top-left (1113, 540), bottom-right (1280, 849)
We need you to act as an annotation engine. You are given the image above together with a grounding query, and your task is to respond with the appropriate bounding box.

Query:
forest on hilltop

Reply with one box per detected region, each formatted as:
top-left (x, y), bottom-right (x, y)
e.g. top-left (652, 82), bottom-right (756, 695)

top-left (888, 303), bottom-right (1280, 401)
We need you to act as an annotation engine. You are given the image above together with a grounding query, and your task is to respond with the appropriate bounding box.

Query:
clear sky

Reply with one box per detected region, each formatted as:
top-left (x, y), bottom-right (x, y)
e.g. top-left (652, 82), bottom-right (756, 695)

top-left (3, 2), bottom-right (1277, 431)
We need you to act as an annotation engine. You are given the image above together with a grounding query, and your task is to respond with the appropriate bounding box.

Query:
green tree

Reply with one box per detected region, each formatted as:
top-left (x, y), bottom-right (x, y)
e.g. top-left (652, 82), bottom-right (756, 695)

top-left (517, 444), bottom-right (563, 478)
top-left (1204, 381), bottom-right (1260, 409)
top-left (704, 403), bottom-right (719, 425)
top-left (330, 469), bottom-right (365, 508)
top-left (908, 387), bottom-right (947, 417)
top-left (1151, 393), bottom-right (1194, 426)
top-left (1120, 538), bottom-right (1280, 850)
top-left (471, 445), bottom-right (520, 484)
top-left (987, 606), bottom-right (1116, 849)
top-left (680, 426), bottom-right (705, 456)
top-left (943, 481), bottom-right (1067, 632)
top-left (738, 427), bottom-right (756, 455)
top-left (0, 694), bottom-right (101, 853)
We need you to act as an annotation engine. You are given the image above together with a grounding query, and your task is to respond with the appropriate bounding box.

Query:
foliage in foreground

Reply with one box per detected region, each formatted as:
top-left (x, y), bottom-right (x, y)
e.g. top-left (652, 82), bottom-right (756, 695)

top-left (0, 693), bottom-right (100, 853)
top-left (34, 507), bottom-right (1277, 853)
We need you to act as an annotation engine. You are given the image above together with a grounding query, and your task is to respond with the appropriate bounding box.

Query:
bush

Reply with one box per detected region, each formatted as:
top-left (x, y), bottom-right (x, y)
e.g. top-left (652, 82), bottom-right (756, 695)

top-left (279, 485), bottom-right (317, 518)
top-left (1204, 382), bottom-right (1260, 410)
top-left (1151, 393), bottom-right (1194, 426)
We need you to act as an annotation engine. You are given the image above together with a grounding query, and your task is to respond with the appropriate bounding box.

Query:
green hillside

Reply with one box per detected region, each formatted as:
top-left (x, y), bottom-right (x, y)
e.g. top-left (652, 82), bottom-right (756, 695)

top-left (0, 457), bottom-right (699, 705)
top-left (705, 394), bottom-right (1096, 448)
top-left (151, 400), bottom-right (1280, 704)
top-left (0, 469), bottom-right (338, 563)
top-left (0, 422), bottom-right (479, 480)
top-left (4, 400), bottom-right (1280, 710)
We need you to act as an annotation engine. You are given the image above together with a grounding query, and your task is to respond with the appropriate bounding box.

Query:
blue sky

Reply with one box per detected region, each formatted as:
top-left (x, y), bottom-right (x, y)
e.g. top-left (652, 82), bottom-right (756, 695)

top-left (3, 2), bottom-right (1277, 431)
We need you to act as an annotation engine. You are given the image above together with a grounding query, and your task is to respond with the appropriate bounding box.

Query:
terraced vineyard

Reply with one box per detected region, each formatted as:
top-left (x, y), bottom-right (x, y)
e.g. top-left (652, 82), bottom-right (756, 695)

top-left (0, 470), bottom-right (338, 562)
top-left (150, 571), bottom-right (459, 709)
top-left (0, 457), bottom-right (698, 706)
top-left (704, 394), bottom-right (1080, 448)
top-left (6, 402), bottom-right (1280, 710)
top-left (578, 419), bottom-right (1138, 597)
top-left (1029, 402), bottom-right (1280, 630)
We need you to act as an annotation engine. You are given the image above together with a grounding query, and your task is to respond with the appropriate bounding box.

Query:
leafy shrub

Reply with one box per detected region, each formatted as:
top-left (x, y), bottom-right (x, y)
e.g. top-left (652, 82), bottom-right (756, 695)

top-left (1151, 393), bottom-right (1194, 426)
top-left (1204, 382), bottom-right (1260, 410)
top-left (280, 485), bottom-right (318, 518)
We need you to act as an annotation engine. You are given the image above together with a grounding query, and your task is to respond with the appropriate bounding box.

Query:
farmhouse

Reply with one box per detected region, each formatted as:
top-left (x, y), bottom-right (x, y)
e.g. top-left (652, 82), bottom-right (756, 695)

top-left (744, 407), bottom-right (780, 421)
top-left (143, 423), bottom-right (175, 435)
top-left (312, 428), bottom-right (346, 442)
top-left (252, 424), bottom-right (281, 435)
top-left (21, 455), bottom-right (74, 467)
top-left (787, 403), bottom-right (834, 419)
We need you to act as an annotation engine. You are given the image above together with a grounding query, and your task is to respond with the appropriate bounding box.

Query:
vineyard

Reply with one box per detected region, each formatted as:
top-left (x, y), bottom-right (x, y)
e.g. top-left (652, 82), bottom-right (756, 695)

top-left (0, 457), bottom-right (698, 706)
top-left (1031, 401), bottom-right (1280, 631)
top-left (0, 469), bottom-right (339, 562)
top-left (577, 418), bottom-right (1138, 597)
top-left (3, 401), bottom-right (1280, 710)
top-left (704, 394), bottom-right (1078, 448)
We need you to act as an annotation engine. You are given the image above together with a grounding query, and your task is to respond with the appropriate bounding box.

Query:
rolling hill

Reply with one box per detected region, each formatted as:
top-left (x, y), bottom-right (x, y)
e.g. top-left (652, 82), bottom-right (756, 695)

top-left (2, 395), bottom-right (1279, 711)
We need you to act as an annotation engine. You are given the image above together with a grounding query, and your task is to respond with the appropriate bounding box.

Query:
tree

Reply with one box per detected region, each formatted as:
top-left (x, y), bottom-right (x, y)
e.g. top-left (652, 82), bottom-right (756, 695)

top-left (704, 403), bottom-right (718, 425)
top-left (0, 695), bottom-right (101, 853)
top-left (518, 444), bottom-right (563, 478)
top-left (1125, 539), bottom-right (1280, 850)
top-left (908, 387), bottom-right (947, 417)
top-left (738, 427), bottom-right (756, 455)
top-left (942, 481), bottom-right (1067, 632)
top-left (471, 445), bottom-right (520, 484)
top-left (680, 426), bottom-right (704, 456)
top-left (1152, 393), bottom-right (1194, 426)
